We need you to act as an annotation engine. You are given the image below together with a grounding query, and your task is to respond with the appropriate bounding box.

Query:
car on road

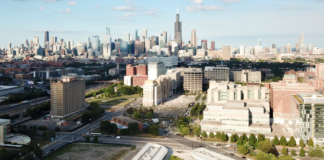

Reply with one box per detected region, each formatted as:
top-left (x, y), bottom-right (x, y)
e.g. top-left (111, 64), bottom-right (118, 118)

top-left (115, 136), bottom-right (121, 139)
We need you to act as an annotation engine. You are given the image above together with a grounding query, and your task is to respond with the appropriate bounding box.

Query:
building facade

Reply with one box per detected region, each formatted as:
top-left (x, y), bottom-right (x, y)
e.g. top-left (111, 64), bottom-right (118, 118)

top-left (50, 77), bottom-right (85, 118)
top-left (230, 69), bottom-right (261, 83)
top-left (204, 66), bottom-right (229, 83)
top-left (142, 80), bottom-right (161, 107)
top-left (183, 68), bottom-right (203, 93)
top-left (148, 62), bottom-right (165, 81)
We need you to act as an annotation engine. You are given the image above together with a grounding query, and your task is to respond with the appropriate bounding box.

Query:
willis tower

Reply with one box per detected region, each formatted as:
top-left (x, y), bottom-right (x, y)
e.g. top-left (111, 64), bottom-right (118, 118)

top-left (174, 8), bottom-right (182, 49)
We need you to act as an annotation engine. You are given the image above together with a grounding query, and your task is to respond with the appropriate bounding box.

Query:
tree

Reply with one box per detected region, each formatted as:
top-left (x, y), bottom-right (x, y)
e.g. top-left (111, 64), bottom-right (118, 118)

top-left (93, 93), bottom-right (96, 98)
top-left (278, 155), bottom-right (294, 160)
top-left (33, 147), bottom-right (43, 158)
top-left (55, 127), bottom-right (61, 131)
top-left (258, 133), bottom-right (265, 142)
top-left (299, 148), bottom-right (305, 157)
top-left (86, 136), bottom-right (90, 142)
top-left (149, 125), bottom-right (159, 136)
top-left (209, 132), bottom-right (215, 138)
top-left (216, 132), bottom-right (221, 139)
top-left (238, 145), bottom-right (250, 155)
top-left (241, 133), bottom-right (248, 141)
top-left (134, 112), bottom-right (141, 119)
top-left (249, 134), bottom-right (257, 147)
top-left (181, 127), bottom-right (190, 135)
top-left (89, 102), bottom-right (100, 110)
top-left (237, 140), bottom-right (243, 146)
top-left (100, 120), bottom-right (111, 133)
top-left (221, 132), bottom-right (228, 142)
top-left (128, 122), bottom-right (139, 134)
top-left (299, 138), bottom-right (305, 147)
top-left (280, 136), bottom-right (287, 146)
top-left (288, 136), bottom-right (296, 147)
top-left (307, 138), bottom-right (314, 147)
top-left (126, 108), bottom-right (134, 114)
top-left (234, 134), bottom-right (239, 141)
top-left (193, 125), bottom-right (201, 137)
top-left (230, 134), bottom-right (236, 142)
top-left (202, 131), bottom-right (207, 138)
top-left (93, 136), bottom-right (99, 143)
top-left (281, 146), bottom-right (288, 155)
top-left (255, 152), bottom-right (277, 160)
top-left (258, 141), bottom-right (277, 155)
top-left (273, 135), bottom-right (280, 145)
top-left (291, 149), bottom-right (296, 156)
top-left (145, 112), bottom-right (153, 119)
top-left (48, 131), bottom-right (56, 139)
top-left (308, 146), bottom-right (324, 158)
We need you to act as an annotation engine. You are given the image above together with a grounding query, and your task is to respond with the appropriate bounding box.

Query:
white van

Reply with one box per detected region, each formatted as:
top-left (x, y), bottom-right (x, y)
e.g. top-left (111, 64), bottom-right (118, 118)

top-left (115, 136), bottom-right (121, 139)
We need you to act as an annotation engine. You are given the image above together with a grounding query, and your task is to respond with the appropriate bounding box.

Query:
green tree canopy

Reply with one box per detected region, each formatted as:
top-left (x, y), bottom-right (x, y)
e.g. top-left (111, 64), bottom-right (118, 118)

top-left (273, 135), bottom-right (280, 145)
top-left (209, 132), bottom-right (215, 138)
top-left (202, 131), bottom-right (207, 138)
top-left (288, 136), bottom-right (296, 147)
top-left (299, 138), bottom-right (305, 147)
top-left (281, 146), bottom-right (288, 155)
top-left (280, 136), bottom-right (287, 146)
top-left (308, 138), bottom-right (314, 147)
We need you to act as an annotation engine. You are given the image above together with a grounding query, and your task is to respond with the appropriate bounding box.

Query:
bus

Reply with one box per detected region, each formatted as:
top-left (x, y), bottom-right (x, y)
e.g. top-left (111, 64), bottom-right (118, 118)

top-left (90, 133), bottom-right (102, 137)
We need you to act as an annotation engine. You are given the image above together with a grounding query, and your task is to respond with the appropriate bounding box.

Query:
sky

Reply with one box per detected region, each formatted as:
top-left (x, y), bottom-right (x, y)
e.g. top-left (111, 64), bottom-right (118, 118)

top-left (1, 0), bottom-right (324, 49)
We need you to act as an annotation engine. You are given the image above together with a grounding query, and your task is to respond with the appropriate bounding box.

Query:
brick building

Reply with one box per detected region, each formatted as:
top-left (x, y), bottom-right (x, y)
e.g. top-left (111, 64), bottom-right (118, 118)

top-left (111, 116), bottom-right (144, 132)
top-left (126, 64), bottom-right (147, 76)
top-left (132, 75), bottom-right (148, 86)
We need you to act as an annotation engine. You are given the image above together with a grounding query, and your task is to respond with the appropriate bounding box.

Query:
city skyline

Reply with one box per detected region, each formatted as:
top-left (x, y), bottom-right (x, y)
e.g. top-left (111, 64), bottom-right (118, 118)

top-left (1, 0), bottom-right (324, 48)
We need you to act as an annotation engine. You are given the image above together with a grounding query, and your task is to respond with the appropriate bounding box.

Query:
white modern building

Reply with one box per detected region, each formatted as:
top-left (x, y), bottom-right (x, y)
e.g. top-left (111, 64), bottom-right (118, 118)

top-left (148, 62), bottom-right (165, 81)
top-left (146, 56), bottom-right (178, 70)
top-left (132, 143), bottom-right (171, 160)
top-left (142, 80), bottom-right (162, 107)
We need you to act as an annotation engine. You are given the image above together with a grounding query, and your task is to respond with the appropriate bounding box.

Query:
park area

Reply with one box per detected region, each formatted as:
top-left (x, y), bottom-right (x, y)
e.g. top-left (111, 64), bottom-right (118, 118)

top-left (87, 94), bottom-right (140, 108)
top-left (43, 143), bottom-right (130, 160)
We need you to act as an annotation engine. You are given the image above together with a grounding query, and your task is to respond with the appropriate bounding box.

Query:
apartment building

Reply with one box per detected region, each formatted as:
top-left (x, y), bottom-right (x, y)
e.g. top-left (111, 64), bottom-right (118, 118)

top-left (166, 69), bottom-right (181, 93)
top-left (142, 80), bottom-right (161, 107)
top-left (204, 66), bottom-right (229, 83)
top-left (50, 77), bottom-right (85, 118)
top-left (175, 67), bottom-right (203, 93)
top-left (230, 69), bottom-right (261, 83)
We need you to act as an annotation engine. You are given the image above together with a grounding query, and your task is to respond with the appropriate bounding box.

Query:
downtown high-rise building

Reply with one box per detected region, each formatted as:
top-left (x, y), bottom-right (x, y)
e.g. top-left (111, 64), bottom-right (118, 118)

top-left (8, 42), bottom-right (11, 49)
top-left (201, 40), bottom-right (207, 49)
top-left (106, 27), bottom-right (110, 35)
top-left (91, 35), bottom-right (99, 52)
top-left (135, 30), bottom-right (139, 40)
top-left (190, 29), bottom-right (197, 48)
top-left (163, 31), bottom-right (167, 43)
top-left (44, 31), bottom-right (49, 43)
top-left (299, 33), bottom-right (307, 52)
top-left (123, 32), bottom-right (130, 43)
top-left (211, 41), bottom-right (215, 51)
top-left (34, 36), bottom-right (39, 44)
top-left (142, 29), bottom-right (147, 39)
top-left (174, 8), bottom-right (182, 49)
top-left (103, 27), bottom-right (111, 59)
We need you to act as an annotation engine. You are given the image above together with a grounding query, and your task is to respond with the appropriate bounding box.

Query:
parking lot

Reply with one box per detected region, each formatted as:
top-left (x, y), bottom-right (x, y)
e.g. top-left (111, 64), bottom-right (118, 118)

top-left (160, 94), bottom-right (196, 108)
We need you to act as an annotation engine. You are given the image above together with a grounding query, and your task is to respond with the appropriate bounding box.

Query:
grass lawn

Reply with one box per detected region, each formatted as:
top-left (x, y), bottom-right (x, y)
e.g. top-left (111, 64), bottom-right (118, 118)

top-left (42, 143), bottom-right (130, 160)
top-left (87, 94), bottom-right (140, 107)
top-left (30, 138), bottom-right (52, 148)
top-left (169, 155), bottom-right (183, 160)
top-left (203, 138), bottom-right (224, 143)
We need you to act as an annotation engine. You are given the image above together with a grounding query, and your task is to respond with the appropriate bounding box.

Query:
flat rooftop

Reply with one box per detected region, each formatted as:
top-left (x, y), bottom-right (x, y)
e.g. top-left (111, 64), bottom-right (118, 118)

top-left (132, 143), bottom-right (168, 160)
top-left (113, 116), bottom-right (142, 124)
top-left (191, 148), bottom-right (235, 160)
top-left (0, 119), bottom-right (10, 125)
top-left (0, 86), bottom-right (19, 90)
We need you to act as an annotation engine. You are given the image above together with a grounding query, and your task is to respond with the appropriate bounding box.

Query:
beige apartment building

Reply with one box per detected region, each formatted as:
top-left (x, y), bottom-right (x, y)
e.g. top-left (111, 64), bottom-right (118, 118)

top-left (51, 77), bottom-right (85, 118)
top-left (156, 75), bottom-right (173, 102)
top-left (142, 80), bottom-right (162, 107)
top-left (175, 67), bottom-right (203, 93)
top-left (230, 69), bottom-right (261, 83)
top-left (166, 69), bottom-right (181, 93)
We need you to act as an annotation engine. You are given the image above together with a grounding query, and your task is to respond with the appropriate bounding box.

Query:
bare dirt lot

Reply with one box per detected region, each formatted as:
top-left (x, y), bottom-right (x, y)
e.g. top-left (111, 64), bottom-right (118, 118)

top-left (43, 143), bottom-right (130, 160)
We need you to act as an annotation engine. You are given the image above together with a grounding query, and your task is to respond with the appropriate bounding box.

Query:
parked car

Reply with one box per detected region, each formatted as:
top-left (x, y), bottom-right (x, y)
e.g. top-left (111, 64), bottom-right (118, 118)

top-left (115, 136), bottom-right (121, 139)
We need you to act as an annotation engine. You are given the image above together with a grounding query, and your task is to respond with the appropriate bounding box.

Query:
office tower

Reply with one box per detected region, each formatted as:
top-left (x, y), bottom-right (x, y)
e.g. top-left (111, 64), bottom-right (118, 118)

top-left (240, 46), bottom-right (245, 55)
top-left (91, 35), bottom-right (99, 52)
top-left (34, 36), bottom-right (39, 45)
top-left (150, 36), bottom-right (156, 48)
top-left (70, 41), bottom-right (74, 48)
top-left (258, 39), bottom-right (261, 46)
top-left (135, 40), bottom-right (144, 55)
top-left (54, 37), bottom-right (57, 43)
top-left (299, 33), bottom-right (307, 52)
top-left (135, 30), bottom-right (139, 40)
top-left (44, 31), bottom-right (49, 43)
top-left (50, 77), bottom-right (85, 118)
top-left (123, 32), bottom-right (130, 43)
top-left (8, 42), bottom-right (11, 49)
top-left (60, 39), bottom-right (63, 44)
top-left (142, 29), bottom-right (147, 39)
top-left (87, 37), bottom-right (91, 49)
top-left (221, 46), bottom-right (231, 60)
top-left (308, 44), bottom-right (313, 51)
top-left (51, 37), bottom-right (55, 44)
top-left (25, 39), bottom-right (29, 47)
top-left (67, 41), bottom-right (71, 50)
top-left (272, 44), bottom-right (276, 49)
top-left (286, 44), bottom-right (292, 53)
top-left (174, 8), bottom-right (182, 48)
top-left (169, 35), bottom-right (172, 43)
top-left (145, 39), bottom-right (151, 53)
top-left (201, 40), bottom-right (207, 49)
top-left (163, 31), bottom-right (167, 43)
top-left (159, 36), bottom-right (166, 48)
top-left (106, 27), bottom-right (110, 35)
top-left (211, 41), bottom-right (215, 51)
top-left (148, 62), bottom-right (165, 80)
top-left (296, 43), bottom-right (299, 52)
top-left (30, 40), bottom-right (34, 47)
top-left (204, 66), bottom-right (229, 83)
top-left (180, 67), bottom-right (203, 92)
top-left (190, 29), bottom-right (197, 48)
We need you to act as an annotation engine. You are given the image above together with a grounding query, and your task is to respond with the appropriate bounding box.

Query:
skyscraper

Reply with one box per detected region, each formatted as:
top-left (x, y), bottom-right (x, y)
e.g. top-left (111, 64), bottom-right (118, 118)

top-left (135, 30), bottom-right (139, 40)
top-left (190, 29), bottom-right (197, 48)
top-left (142, 29), bottom-right (147, 39)
top-left (211, 41), bottom-right (215, 51)
top-left (87, 37), bottom-right (91, 49)
top-left (201, 40), bottom-right (207, 49)
top-left (34, 36), bottom-right (39, 44)
top-left (44, 31), bottom-right (49, 43)
top-left (123, 32), bottom-right (130, 43)
top-left (174, 8), bottom-right (182, 48)
top-left (299, 33), bottom-right (307, 52)
top-left (106, 27), bottom-right (110, 35)
top-left (8, 42), bottom-right (11, 49)
top-left (162, 31), bottom-right (167, 43)
top-left (258, 39), bottom-right (261, 46)
top-left (92, 35), bottom-right (99, 51)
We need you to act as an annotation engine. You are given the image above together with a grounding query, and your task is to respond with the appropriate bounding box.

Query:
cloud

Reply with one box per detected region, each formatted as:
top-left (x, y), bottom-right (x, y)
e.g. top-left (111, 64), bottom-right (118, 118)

top-left (124, 12), bottom-right (137, 16)
top-left (281, 6), bottom-right (302, 10)
top-left (60, 8), bottom-right (71, 13)
top-left (40, 6), bottom-right (44, 11)
top-left (220, 0), bottom-right (240, 4)
top-left (144, 11), bottom-right (158, 16)
top-left (112, 6), bottom-right (138, 11)
top-left (95, 5), bottom-right (101, 8)
top-left (186, 5), bottom-right (224, 12)
top-left (117, 17), bottom-right (133, 21)
top-left (67, 1), bottom-right (76, 5)
top-left (191, 0), bottom-right (203, 4)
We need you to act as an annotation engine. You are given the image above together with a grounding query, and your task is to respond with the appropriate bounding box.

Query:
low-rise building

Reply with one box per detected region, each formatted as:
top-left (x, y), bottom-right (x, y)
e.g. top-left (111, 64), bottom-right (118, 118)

top-left (132, 143), bottom-right (170, 160)
top-left (33, 70), bottom-right (59, 79)
top-left (111, 116), bottom-right (144, 132)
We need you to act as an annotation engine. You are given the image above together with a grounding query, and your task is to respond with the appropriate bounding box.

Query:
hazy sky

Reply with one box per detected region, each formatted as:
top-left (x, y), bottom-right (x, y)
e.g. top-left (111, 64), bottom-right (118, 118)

top-left (1, 0), bottom-right (324, 49)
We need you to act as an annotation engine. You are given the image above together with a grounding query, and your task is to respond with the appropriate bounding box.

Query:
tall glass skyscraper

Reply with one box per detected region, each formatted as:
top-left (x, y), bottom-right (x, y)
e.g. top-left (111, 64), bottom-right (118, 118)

top-left (174, 8), bottom-right (182, 48)
top-left (135, 30), bottom-right (138, 40)
top-left (92, 35), bottom-right (99, 52)
top-left (106, 27), bottom-right (110, 35)
top-left (122, 32), bottom-right (130, 43)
